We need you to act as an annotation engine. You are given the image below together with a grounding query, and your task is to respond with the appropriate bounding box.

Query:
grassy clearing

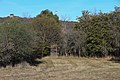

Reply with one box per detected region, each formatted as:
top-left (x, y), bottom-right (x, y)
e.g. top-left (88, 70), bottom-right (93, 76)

top-left (0, 56), bottom-right (120, 80)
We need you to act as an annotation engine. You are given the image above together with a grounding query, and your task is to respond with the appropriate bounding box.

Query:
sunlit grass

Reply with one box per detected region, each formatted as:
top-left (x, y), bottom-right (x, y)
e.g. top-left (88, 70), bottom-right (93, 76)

top-left (0, 56), bottom-right (120, 80)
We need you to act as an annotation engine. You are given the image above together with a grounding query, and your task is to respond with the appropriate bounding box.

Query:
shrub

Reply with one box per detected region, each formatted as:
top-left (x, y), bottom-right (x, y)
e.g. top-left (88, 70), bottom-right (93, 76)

top-left (0, 18), bottom-right (36, 67)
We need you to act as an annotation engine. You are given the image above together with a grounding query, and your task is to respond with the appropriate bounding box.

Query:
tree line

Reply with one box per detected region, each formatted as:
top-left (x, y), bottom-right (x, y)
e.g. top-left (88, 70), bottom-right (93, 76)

top-left (0, 7), bottom-right (120, 67)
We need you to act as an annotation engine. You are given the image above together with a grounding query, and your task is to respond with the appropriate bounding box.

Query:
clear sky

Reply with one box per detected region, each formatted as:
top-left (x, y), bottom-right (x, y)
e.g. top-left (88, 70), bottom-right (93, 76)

top-left (0, 0), bottom-right (120, 21)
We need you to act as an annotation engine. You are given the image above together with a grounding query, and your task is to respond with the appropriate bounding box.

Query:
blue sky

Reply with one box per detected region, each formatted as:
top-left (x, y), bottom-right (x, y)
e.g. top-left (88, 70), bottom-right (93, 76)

top-left (0, 0), bottom-right (120, 21)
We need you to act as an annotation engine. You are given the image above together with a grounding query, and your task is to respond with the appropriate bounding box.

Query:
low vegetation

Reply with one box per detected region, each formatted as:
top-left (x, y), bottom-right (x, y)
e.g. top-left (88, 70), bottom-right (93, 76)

top-left (0, 57), bottom-right (120, 80)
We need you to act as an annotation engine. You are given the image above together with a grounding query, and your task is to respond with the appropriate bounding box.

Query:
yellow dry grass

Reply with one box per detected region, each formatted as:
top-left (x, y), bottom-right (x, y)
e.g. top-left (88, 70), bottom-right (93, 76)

top-left (0, 56), bottom-right (120, 80)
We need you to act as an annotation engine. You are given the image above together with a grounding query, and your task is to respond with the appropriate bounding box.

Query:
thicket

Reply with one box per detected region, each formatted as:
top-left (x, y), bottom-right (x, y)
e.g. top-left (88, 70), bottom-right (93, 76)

top-left (0, 7), bottom-right (120, 67)
top-left (75, 11), bottom-right (120, 57)
top-left (58, 9), bottom-right (120, 58)
top-left (0, 10), bottom-right (61, 67)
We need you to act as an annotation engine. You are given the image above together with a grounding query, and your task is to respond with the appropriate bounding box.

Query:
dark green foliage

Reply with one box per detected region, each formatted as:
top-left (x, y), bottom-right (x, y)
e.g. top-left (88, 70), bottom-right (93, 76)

top-left (76, 10), bottom-right (120, 57)
top-left (0, 17), bottom-right (36, 67)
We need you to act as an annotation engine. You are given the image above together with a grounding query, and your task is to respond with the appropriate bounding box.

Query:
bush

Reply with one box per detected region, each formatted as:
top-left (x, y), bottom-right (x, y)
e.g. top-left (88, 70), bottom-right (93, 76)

top-left (0, 18), bottom-right (36, 67)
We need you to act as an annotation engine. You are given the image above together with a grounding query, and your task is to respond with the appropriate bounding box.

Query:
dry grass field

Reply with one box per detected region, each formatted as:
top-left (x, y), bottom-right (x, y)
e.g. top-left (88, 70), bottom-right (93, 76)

top-left (0, 56), bottom-right (120, 80)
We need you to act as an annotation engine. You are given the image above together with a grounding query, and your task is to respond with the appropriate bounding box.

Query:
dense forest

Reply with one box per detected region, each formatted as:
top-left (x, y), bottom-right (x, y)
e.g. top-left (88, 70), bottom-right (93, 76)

top-left (0, 7), bottom-right (120, 67)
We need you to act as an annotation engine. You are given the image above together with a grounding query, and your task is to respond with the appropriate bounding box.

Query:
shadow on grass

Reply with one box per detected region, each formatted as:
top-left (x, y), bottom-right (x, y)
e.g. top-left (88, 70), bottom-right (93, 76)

top-left (108, 57), bottom-right (120, 63)
top-left (26, 59), bottom-right (44, 66)
top-left (0, 58), bottom-right (44, 68)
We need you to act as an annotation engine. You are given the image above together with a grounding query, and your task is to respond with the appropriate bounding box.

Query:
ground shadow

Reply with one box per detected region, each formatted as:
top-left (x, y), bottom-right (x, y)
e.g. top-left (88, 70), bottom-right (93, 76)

top-left (26, 59), bottom-right (44, 66)
top-left (108, 57), bottom-right (120, 63)
top-left (0, 58), bottom-right (44, 68)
